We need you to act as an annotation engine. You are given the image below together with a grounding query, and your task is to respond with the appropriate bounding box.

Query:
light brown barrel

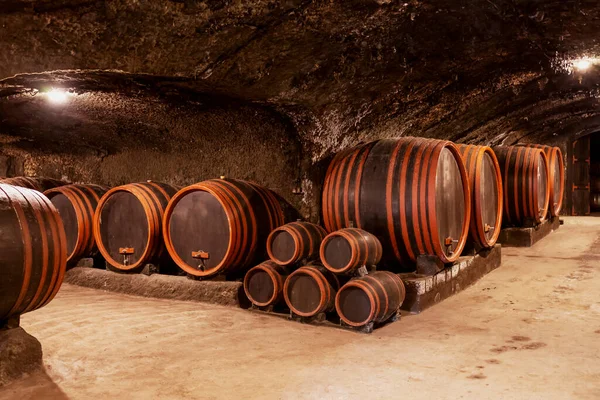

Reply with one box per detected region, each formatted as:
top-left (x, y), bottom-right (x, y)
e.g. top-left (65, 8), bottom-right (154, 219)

top-left (524, 144), bottom-right (564, 216)
top-left (0, 176), bottom-right (67, 192)
top-left (335, 271), bottom-right (406, 327)
top-left (243, 261), bottom-right (288, 307)
top-left (266, 221), bottom-right (327, 266)
top-left (93, 181), bottom-right (179, 272)
top-left (320, 228), bottom-right (382, 274)
top-left (493, 146), bottom-right (550, 226)
top-left (456, 144), bottom-right (503, 248)
top-left (163, 178), bottom-right (285, 278)
top-left (283, 265), bottom-right (340, 317)
top-left (45, 184), bottom-right (109, 265)
top-left (0, 184), bottom-right (67, 323)
top-left (322, 137), bottom-right (471, 269)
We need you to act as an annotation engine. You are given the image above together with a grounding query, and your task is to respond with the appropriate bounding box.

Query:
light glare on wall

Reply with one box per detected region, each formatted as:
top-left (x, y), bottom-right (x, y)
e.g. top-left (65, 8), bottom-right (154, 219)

top-left (572, 58), bottom-right (592, 72)
top-left (46, 88), bottom-right (70, 104)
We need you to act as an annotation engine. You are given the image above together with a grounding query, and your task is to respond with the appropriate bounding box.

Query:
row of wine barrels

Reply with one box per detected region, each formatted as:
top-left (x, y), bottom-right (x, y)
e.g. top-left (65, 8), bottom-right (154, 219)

top-left (493, 146), bottom-right (550, 226)
top-left (243, 260), bottom-right (288, 307)
top-left (335, 271), bottom-right (406, 327)
top-left (592, 193), bottom-right (600, 211)
top-left (283, 265), bottom-right (340, 317)
top-left (0, 184), bottom-right (67, 322)
top-left (322, 137), bottom-right (471, 269)
top-left (266, 221), bottom-right (326, 266)
top-left (0, 176), bottom-right (68, 192)
top-left (521, 144), bottom-right (564, 216)
top-left (456, 144), bottom-right (503, 248)
top-left (320, 228), bottom-right (382, 274)
top-left (93, 181), bottom-right (179, 272)
top-left (163, 178), bottom-right (285, 278)
top-left (45, 184), bottom-right (108, 265)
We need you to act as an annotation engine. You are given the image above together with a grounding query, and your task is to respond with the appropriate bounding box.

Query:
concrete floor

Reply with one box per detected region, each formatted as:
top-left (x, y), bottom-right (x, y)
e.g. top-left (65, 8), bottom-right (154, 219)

top-left (1, 217), bottom-right (599, 400)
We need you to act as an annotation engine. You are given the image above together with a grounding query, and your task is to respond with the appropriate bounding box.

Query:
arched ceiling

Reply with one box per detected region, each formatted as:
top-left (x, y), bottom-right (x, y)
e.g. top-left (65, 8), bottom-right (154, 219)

top-left (1, 0), bottom-right (600, 161)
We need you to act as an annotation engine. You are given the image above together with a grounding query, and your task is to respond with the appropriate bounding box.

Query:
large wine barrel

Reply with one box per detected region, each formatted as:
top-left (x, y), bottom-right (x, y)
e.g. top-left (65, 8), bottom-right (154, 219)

top-left (320, 228), bottom-right (382, 274)
top-left (0, 176), bottom-right (68, 192)
top-left (283, 265), bottom-right (340, 317)
top-left (335, 271), bottom-right (405, 327)
top-left (243, 260), bottom-right (288, 307)
top-left (322, 137), bottom-right (471, 268)
top-left (493, 146), bottom-right (550, 226)
top-left (163, 178), bottom-right (285, 278)
top-left (93, 181), bottom-right (178, 272)
top-left (456, 144), bottom-right (503, 248)
top-left (524, 144), bottom-right (564, 216)
top-left (0, 184), bottom-right (67, 322)
top-left (45, 184), bottom-right (109, 265)
top-left (266, 221), bottom-right (326, 266)
top-left (591, 193), bottom-right (600, 211)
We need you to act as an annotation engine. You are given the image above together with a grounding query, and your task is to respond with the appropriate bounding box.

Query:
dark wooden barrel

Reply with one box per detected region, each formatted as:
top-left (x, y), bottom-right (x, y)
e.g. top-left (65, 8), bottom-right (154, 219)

top-left (243, 261), bottom-right (288, 307)
top-left (493, 146), bottom-right (550, 226)
top-left (592, 193), bottom-right (600, 211)
top-left (322, 137), bottom-right (471, 269)
top-left (0, 184), bottom-right (67, 322)
top-left (93, 181), bottom-right (178, 272)
top-left (335, 271), bottom-right (405, 327)
top-left (456, 144), bottom-right (503, 248)
top-left (45, 184), bottom-right (109, 265)
top-left (283, 265), bottom-right (340, 317)
top-left (163, 178), bottom-right (285, 278)
top-left (320, 228), bottom-right (382, 274)
top-left (524, 144), bottom-right (564, 216)
top-left (0, 176), bottom-right (67, 192)
top-left (266, 221), bottom-right (326, 266)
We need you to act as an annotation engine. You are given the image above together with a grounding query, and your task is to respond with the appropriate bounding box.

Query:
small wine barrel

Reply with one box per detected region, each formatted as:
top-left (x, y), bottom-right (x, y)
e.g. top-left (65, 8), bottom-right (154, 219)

top-left (0, 176), bottom-right (67, 192)
top-left (0, 184), bottom-right (67, 322)
top-left (320, 228), bottom-right (382, 274)
top-left (523, 144), bottom-right (564, 216)
top-left (283, 265), bottom-right (339, 317)
top-left (591, 193), bottom-right (600, 211)
top-left (45, 184), bottom-right (109, 265)
top-left (335, 271), bottom-right (406, 327)
top-left (93, 181), bottom-right (178, 272)
top-left (163, 178), bottom-right (285, 278)
top-left (243, 261), bottom-right (288, 307)
top-left (266, 221), bottom-right (326, 266)
top-left (456, 144), bottom-right (503, 248)
top-left (322, 137), bottom-right (471, 268)
top-left (493, 146), bottom-right (550, 226)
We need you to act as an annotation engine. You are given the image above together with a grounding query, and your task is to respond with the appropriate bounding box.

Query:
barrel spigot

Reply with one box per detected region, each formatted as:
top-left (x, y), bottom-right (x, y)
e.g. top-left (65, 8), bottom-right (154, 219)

top-left (484, 224), bottom-right (495, 233)
top-left (444, 237), bottom-right (458, 254)
top-left (119, 247), bottom-right (134, 266)
top-left (192, 250), bottom-right (210, 271)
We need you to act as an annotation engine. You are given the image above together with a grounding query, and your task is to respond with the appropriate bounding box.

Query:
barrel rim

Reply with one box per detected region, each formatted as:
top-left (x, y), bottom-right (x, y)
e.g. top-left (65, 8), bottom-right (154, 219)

top-left (475, 146), bottom-right (503, 247)
top-left (283, 266), bottom-right (328, 317)
top-left (319, 228), bottom-right (359, 273)
top-left (266, 225), bottom-right (300, 266)
top-left (535, 150), bottom-right (551, 222)
top-left (335, 279), bottom-right (376, 327)
top-left (93, 184), bottom-right (154, 271)
top-left (243, 262), bottom-right (280, 307)
top-left (550, 146), bottom-right (565, 216)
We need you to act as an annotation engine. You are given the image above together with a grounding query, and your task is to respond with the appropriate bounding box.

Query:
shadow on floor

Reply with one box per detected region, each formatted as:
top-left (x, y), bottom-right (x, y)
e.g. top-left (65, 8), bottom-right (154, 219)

top-left (0, 368), bottom-right (69, 400)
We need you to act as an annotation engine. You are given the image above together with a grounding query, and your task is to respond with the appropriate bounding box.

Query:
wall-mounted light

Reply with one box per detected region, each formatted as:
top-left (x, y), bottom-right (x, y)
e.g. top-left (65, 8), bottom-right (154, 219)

top-left (46, 88), bottom-right (70, 104)
top-left (573, 58), bottom-right (592, 72)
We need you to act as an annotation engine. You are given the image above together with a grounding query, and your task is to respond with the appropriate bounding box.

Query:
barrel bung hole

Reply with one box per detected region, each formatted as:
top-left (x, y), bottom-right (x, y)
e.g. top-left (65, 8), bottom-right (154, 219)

top-left (338, 286), bottom-right (372, 325)
top-left (246, 270), bottom-right (275, 304)
top-left (287, 274), bottom-right (320, 314)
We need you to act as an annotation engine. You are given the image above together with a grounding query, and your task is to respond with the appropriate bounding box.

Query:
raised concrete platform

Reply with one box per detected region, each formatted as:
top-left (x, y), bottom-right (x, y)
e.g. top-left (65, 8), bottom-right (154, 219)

top-left (0, 321), bottom-right (43, 387)
top-left (498, 216), bottom-right (560, 247)
top-left (399, 244), bottom-right (502, 314)
top-left (65, 267), bottom-right (248, 308)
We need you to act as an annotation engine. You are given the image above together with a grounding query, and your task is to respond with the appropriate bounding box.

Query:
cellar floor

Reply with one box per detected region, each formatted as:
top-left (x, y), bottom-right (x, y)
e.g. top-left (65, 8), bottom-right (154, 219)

top-left (1, 217), bottom-right (600, 400)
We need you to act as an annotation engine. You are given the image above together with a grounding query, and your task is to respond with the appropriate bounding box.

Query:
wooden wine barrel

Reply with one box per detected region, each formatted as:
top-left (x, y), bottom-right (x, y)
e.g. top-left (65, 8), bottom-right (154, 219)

top-left (45, 184), bottom-right (109, 265)
top-left (266, 221), bottom-right (327, 266)
top-left (320, 228), bottom-right (382, 274)
top-left (523, 144), bottom-right (564, 216)
top-left (0, 176), bottom-right (67, 192)
top-left (335, 271), bottom-right (406, 327)
top-left (243, 260), bottom-right (288, 307)
top-left (456, 144), bottom-right (503, 248)
top-left (163, 178), bottom-right (285, 278)
top-left (93, 181), bottom-right (178, 272)
top-left (591, 193), bottom-right (600, 211)
top-left (283, 265), bottom-right (340, 317)
top-left (493, 146), bottom-right (550, 226)
top-left (0, 184), bottom-right (67, 322)
top-left (322, 137), bottom-right (471, 268)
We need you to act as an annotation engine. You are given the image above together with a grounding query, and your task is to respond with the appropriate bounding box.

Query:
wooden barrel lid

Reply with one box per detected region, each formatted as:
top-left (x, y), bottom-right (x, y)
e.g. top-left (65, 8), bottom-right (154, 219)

top-left (48, 193), bottom-right (78, 257)
top-left (285, 273), bottom-right (322, 315)
top-left (435, 148), bottom-right (467, 256)
top-left (167, 190), bottom-right (230, 274)
top-left (336, 285), bottom-right (372, 325)
top-left (245, 269), bottom-right (275, 305)
top-left (551, 154), bottom-right (562, 207)
top-left (537, 153), bottom-right (548, 219)
top-left (480, 152), bottom-right (500, 243)
top-left (269, 230), bottom-right (296, 264)
top-left (321, 235), bottom-right (352, 271)
top-left (98, 191), bottom-right (149, 266)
